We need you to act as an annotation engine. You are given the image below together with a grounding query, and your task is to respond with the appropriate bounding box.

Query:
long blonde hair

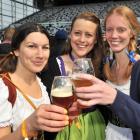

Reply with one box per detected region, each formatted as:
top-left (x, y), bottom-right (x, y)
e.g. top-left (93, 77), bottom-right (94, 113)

top-left (104, 6), bottom-right (140, 82)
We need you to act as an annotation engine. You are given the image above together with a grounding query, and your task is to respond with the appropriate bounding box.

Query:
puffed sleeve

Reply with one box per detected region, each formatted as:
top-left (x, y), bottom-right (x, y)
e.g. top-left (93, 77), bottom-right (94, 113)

top-left (0, 78), bottom-right (12, 127)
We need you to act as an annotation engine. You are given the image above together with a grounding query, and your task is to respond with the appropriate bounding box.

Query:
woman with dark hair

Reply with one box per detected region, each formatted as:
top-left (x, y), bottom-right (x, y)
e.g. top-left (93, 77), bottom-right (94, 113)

top-left (40, 12), bottom-right (106, 140)
top-left (0, 22), bottom-right (69, 140)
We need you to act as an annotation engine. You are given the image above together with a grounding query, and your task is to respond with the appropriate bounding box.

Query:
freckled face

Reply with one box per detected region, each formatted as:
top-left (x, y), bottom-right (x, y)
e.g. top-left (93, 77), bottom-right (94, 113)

top-left (70, 19), bottom-right (97, 58)
top-left (105, 14), bottom-right (133, 53)
top-left (14, 32), bottom-right (50, 73)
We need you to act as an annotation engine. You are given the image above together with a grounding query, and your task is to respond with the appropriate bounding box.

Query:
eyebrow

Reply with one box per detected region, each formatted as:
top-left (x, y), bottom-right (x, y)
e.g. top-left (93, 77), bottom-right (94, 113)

top-left (26, 42), bottom-right (49, 45)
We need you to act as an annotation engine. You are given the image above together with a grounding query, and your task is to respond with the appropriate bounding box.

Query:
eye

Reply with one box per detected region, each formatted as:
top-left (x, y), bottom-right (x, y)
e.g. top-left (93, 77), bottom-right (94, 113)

top-left (117, 27), bottom-right (126, 33)
top-left (28, 44), bottom-right (36, 48)
top-left (106, 28), bottom-right (113, 33)
top-left (85, 33), bottom-right (94, 38)
top-left (43, 44), bottom-right (50, 50)
top-left (74, 31), bottom-right (81, 36)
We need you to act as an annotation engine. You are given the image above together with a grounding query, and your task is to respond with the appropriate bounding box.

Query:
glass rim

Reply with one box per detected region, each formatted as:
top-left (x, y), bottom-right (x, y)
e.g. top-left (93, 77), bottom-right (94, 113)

top-left (54, 75), bottom-right (72, 79)
top-left (73, 58), bottom-right (92, 62)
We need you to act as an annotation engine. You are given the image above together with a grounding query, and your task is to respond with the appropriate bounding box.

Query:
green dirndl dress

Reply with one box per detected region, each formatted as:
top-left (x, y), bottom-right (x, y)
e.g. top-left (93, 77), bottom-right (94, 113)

top-left (55, 109), bottom-right (106, 140)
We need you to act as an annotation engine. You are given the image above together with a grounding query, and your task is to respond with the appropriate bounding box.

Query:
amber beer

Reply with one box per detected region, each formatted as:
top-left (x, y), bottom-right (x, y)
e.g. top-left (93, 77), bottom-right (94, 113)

top-left (72, 78), bottom-right (92, 87)
top-left (51, 86), bottom-right (75, 109)
top-left (72, 77), bottom-right (93, 109)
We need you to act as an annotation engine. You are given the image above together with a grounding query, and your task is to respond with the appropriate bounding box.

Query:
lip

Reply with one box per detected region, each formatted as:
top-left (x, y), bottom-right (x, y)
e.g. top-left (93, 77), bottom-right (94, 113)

top-left (32, 61), bottom-right (45, 66)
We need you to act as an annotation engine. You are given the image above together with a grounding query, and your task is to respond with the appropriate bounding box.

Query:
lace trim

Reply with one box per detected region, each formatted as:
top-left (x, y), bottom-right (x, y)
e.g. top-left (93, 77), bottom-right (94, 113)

top-left (0, 121), bottom-right (11, 127)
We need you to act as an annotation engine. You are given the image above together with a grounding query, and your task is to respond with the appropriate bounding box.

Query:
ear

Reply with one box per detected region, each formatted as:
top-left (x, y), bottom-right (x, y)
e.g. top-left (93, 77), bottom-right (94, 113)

top-left (14, 50), bottom-right (19, 57)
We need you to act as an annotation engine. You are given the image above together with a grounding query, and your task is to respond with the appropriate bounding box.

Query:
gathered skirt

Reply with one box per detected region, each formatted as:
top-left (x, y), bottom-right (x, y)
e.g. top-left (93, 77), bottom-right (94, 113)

top-left (55, 109), bottom-right (106, 140)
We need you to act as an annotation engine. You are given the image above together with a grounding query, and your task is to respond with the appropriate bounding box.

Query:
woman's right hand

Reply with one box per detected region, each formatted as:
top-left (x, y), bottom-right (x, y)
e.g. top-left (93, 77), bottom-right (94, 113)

top-left (26, 104), bottom-right (69, 132)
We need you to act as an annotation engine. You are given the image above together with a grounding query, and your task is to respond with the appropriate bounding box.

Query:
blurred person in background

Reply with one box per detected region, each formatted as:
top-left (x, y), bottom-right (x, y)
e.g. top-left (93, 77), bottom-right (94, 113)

top-left (0, 27), bottom-right (15, 59)
top-left (50, 29), bottom-right (68, 58)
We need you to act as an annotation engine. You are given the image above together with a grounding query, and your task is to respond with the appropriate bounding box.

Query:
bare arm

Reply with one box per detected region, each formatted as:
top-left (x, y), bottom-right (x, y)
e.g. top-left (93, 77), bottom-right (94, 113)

top-left (0, 126), bottom-right (22, 140)
top-left (0, 104), bottom-right (69, 140)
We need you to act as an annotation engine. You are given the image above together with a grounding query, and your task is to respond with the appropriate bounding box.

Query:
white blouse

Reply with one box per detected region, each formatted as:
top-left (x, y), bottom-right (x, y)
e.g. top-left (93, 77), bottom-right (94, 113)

top-left (0, 77), bottom-right (50, 131)
top-left (106, 80), bottom-right (130, 95)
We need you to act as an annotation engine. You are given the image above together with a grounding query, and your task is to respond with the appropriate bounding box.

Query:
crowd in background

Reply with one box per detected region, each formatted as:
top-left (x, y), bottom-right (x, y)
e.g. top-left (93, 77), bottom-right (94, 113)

top-left (0, 3), bottom-right (140, 140)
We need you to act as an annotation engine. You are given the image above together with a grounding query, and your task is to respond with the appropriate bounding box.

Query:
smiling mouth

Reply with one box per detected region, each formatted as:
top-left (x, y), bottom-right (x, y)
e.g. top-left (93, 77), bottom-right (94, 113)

top-left (33, 61), bottom-right (45, 66)
top-left (110, 41), bottom-right (121, 45)
top-left (77, 45), bottom-right (87, 48)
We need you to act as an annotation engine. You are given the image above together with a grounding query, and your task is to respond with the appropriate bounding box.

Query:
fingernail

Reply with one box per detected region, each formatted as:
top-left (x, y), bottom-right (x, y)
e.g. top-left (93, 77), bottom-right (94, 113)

top-left (65, 116), bottom-right (69, 120)
top-left (64, 109), bottom-right (68, 114)
top-left (65, 121), bottom-right (69, 125)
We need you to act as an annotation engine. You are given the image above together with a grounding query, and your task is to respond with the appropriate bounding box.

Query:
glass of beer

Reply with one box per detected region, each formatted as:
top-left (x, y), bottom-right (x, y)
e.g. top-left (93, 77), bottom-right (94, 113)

top-left (51, 76), bottom-right (75, 109)
top-left (72, 58), bottom-right (94, 109)
top-left (72, 58), bottom-right (94, 88)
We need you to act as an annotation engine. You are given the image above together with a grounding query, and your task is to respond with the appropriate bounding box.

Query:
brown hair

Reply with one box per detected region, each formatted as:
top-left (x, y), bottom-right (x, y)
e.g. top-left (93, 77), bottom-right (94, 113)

top-left (104, 6), bottom-right (140, 82)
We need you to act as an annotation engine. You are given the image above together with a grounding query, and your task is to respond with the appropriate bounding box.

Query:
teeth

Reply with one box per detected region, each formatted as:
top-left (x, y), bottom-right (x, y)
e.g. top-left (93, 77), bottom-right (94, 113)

top-left (78, 45), bottom-right (86, 48)
top-left (111, 41), bottom-right (120, 45)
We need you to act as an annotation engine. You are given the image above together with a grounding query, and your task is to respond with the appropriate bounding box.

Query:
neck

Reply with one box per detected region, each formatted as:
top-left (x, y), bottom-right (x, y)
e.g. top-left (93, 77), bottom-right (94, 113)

top-left (114, 51), bottom-right (129, 69)
top-left (10, 66), bottom-right (36, 85)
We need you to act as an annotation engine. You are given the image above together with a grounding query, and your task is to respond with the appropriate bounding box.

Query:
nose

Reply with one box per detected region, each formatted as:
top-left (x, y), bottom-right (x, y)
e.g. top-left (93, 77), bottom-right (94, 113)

top-left (37, 47), bottom-right (43, 58)
top-left (111, 30), bottom-right (118, 38)
top-left (79, 34), bottom-right (86, 43)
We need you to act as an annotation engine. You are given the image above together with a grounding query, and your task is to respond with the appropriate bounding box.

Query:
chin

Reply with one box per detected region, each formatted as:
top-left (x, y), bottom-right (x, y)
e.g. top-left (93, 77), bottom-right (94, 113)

top-left (32, 67), bottom-right (44, 73)
top-left (77, 53), bottom-right (87, 58)
top-left (111, 47), bottom-right (124, 52)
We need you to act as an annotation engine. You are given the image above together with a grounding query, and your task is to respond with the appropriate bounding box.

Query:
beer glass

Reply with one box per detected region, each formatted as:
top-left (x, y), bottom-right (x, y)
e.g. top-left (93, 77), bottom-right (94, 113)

top-left (72, 58), bottom-right (94, 88)
top-left (51, 76), bottom-right (74, 109)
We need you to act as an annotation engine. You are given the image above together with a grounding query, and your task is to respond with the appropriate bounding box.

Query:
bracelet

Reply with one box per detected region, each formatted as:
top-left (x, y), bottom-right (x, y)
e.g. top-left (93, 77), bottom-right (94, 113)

top-left (21, 120), bottom-right (38, 140)
top-left (21, 120), bottom-right (28, 140)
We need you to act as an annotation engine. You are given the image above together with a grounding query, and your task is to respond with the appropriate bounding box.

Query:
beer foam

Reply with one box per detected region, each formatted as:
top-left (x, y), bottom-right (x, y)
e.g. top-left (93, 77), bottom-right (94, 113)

top-left (71, 74), bottom-right (81, 79)
top-left (51, 86), bottom-right (73, 97)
